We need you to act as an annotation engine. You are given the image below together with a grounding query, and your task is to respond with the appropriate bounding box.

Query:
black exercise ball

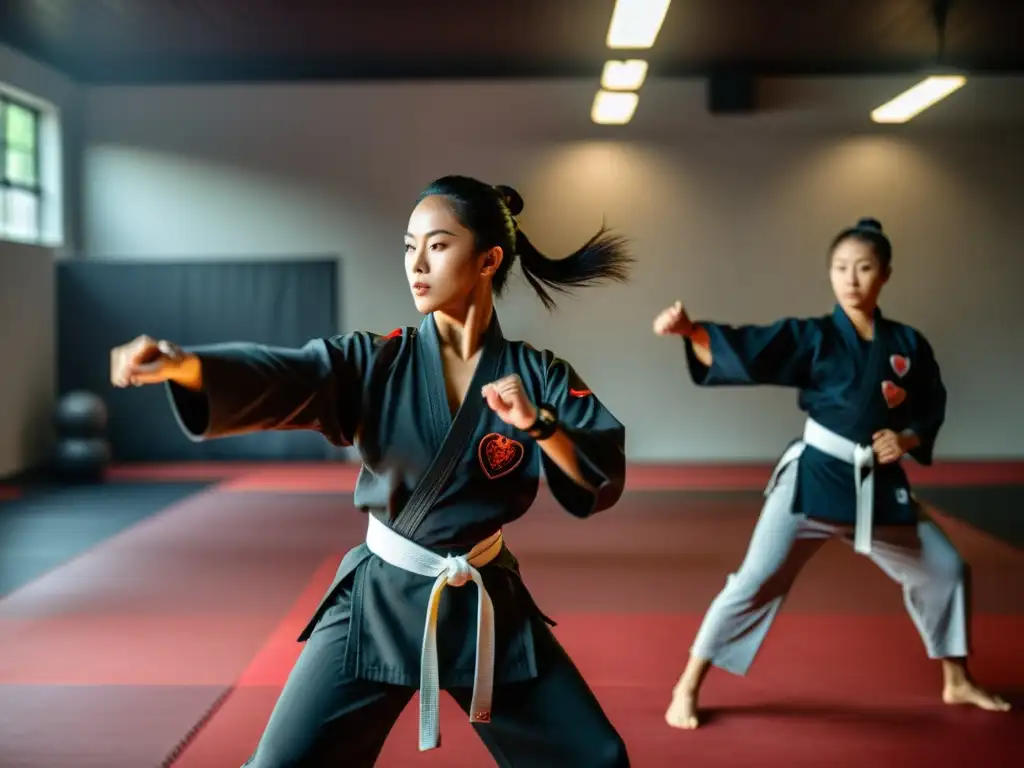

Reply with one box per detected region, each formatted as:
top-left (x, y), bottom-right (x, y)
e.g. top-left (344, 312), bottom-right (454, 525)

top-left (56, 390), bottom-right (108, 439)
top-left (54, 437), bottom-right (111, 483)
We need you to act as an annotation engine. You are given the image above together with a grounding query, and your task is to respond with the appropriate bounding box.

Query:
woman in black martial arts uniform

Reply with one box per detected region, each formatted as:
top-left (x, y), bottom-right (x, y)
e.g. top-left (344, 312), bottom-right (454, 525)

top-left (110, 176), bottom-right (635, 767)
top-left (653, 218), bottom-right (1010, 729)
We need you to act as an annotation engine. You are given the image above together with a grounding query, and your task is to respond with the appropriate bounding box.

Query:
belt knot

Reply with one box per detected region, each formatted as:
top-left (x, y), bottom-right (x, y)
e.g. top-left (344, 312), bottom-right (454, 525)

top-left (443, 555), bottom-right (473, 587)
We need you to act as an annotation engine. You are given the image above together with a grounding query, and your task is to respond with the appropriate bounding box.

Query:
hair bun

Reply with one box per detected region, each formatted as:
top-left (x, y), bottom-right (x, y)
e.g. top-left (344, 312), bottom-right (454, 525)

top-left (856, 217), bottom-right (883, 232)
top-left (495, 185), bottom-right (524, 216)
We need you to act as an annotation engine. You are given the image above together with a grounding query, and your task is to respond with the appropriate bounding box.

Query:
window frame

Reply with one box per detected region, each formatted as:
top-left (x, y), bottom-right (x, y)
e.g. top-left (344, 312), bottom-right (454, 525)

top-left (0, 92), bottom-right (43, 241)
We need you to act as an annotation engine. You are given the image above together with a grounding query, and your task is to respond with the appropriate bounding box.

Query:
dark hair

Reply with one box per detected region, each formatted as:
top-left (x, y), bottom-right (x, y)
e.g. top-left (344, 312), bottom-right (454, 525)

top-left (829, 217), bottom-right (892, 269)
top-left (416, 175), bottom-right (633, 310)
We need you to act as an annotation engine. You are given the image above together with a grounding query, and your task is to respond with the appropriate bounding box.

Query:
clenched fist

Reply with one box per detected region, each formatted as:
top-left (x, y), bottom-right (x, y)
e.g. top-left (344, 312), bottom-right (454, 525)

top-left (110, 335), bottom-right (202, 390)
top-left (653, 301), bottom-right (693, 337)
top-left (481, 374), bottom-right (537, 431)
top-left (872, 429), bottom-right (908, 465)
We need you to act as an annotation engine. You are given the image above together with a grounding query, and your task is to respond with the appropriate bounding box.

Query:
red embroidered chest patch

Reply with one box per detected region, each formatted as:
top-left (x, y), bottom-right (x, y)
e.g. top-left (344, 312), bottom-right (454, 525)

top-left (881, 380), bottom-right (907, 409)
top-left (478, 433), bottom-right (524, 480)
top-left (890, 355), bottom-right (911, 377)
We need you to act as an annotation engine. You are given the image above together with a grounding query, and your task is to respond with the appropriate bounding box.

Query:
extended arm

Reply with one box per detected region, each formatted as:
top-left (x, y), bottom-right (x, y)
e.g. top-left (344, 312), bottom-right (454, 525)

top-left (111, 331), bottom-right (382, 447)
top-left (654, 301), bottom-right (817, 388)
top-left (166, 335), bottom-right (375, 446)
top-left (685, 318), bottom-right (818, 388)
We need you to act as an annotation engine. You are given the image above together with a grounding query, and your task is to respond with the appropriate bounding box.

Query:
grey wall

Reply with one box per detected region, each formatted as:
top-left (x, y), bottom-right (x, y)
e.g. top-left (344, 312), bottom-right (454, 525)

top-left (0, 241), bottom-right (56, 476)
top-left (77, 76), bottom-right (1024, 461)
top-left (0, 45), bottom-right (80, 476)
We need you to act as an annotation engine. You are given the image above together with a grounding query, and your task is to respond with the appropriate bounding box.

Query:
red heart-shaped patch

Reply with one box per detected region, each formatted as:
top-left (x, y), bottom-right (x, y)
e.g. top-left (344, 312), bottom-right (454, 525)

top-left (890, 355), bottom-right (910, 378)
top-left (478, 433), bottom-right (525, 480)
top-left (881, 380), bottom-right (907, 409)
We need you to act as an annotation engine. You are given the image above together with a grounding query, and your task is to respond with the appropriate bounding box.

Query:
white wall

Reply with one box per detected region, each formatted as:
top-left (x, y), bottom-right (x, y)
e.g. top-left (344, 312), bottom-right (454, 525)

top-left (80, 77), bottom-right (1024, 461)
top-left (0, 45), bottom-right (80, 476)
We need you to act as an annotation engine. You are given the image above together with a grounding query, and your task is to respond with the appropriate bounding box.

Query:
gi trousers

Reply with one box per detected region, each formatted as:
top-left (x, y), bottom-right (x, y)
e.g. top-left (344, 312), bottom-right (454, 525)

top-left (692, 462), bottom-right (969, 675)
top-left (242, 587), bottom-right (629, 767)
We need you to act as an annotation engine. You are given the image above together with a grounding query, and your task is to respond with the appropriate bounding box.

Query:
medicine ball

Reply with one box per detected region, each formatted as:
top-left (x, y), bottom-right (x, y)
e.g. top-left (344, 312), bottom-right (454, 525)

top-left (53, 437), bottom-right (111, 483)
top-left (56, 391), bottom-right (108, 439)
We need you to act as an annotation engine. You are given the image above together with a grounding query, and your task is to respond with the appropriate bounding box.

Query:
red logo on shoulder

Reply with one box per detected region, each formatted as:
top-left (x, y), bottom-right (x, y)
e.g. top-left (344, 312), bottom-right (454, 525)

top-left (383, 328), bottom-right (402, 340)
top-left (569, 388), bottom-right (592, 398)
top-left (478, 433), bottom-right (524, 480)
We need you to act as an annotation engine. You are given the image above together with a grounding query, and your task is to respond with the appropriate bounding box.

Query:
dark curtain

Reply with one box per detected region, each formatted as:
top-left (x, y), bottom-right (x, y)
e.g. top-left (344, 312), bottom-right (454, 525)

top-left (57, 258), bottom-right (339, 461)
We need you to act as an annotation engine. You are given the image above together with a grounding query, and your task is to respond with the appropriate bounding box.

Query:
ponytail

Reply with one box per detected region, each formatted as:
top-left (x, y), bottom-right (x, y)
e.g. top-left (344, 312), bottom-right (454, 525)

top-left (494, 182), bottom-right (633, 310)
top-left (515, 225), bottom-right (633, 310)
top-left (417, 175), bottom-right (634, 311)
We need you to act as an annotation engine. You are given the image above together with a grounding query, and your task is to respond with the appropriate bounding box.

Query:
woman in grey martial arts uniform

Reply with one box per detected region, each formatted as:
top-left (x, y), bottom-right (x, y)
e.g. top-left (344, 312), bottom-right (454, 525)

top-left (652, 217), bottom-right (1011, 728)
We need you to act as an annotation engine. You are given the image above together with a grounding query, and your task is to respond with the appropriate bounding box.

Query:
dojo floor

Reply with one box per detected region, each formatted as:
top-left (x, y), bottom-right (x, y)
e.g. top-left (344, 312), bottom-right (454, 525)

top-left (0, 463), bottom-right (1021, 767)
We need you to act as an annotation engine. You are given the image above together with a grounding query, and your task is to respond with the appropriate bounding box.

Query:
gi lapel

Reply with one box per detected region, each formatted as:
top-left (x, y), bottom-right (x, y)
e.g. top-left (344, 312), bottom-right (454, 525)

top-left (390, 313), bottom-right (505, 539)
top-left (833, 305), bottom-right (889, 440)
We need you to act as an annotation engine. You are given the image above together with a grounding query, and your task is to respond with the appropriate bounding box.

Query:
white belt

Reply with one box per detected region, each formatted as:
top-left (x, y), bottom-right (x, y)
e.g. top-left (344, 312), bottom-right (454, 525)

top-left (802, 418), bottom-right (875, 555)
top-left (365, 514), bottom-right (503, 751)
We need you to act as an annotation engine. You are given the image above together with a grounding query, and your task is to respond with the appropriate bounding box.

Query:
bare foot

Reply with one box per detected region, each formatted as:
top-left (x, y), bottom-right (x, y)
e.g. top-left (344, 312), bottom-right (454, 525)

top-left (943, 681), bottom-right (1011, 712)
top-left (665, 687), bottom-right (700, 729)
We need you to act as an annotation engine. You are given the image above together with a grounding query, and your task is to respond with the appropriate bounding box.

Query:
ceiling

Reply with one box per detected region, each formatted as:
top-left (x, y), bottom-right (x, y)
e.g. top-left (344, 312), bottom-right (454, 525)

top-left (0, 0), bottom-right (1021, 85)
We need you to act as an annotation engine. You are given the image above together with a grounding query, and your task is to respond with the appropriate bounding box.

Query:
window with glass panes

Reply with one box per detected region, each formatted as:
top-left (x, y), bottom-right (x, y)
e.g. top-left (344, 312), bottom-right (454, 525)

top-left (1, 95), bottom-right (41, 242)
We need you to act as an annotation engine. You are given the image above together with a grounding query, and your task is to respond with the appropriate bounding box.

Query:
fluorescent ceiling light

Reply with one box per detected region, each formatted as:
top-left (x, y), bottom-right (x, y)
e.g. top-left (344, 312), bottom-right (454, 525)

top-left (607, 0), bottom-right (672, 49)
top-left (591, 90), bottom-right (640, 125)
top-left (601, 59), bottom-right (649, 91)
top-left (871, 75), bottom-right (967, 124)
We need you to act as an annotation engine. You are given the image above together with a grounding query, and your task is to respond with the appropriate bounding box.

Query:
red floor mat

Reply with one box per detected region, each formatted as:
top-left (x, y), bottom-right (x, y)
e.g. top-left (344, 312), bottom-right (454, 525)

top-left (621, 462), bottom-right (1024, 490)
top-left (219, 464), bottom-right (364, 493)
top-left (0, 489), bottom-right (360, 766)
top-left (0, 684), bottom-right (230, 768)
top-left (499, 497), bottom-right (1024, 615)
top-left (172, 614), bottom-right (1023, 767)
top-left (234, 557), bottom-right (340, 688)
top-left (105, 463), bottom-right (274, 481)
top-left (103, 460), bottom-right (1024, 492)
top-left (172, 488), bottom-right (1023, 766)
top-left (1, 480), bottom-right (1021, 766)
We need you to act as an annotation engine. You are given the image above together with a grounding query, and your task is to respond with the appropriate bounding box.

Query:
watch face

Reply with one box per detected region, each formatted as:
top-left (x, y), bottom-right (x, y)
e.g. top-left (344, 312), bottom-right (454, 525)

top-left (528, 408), bottom-right (555, 437)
